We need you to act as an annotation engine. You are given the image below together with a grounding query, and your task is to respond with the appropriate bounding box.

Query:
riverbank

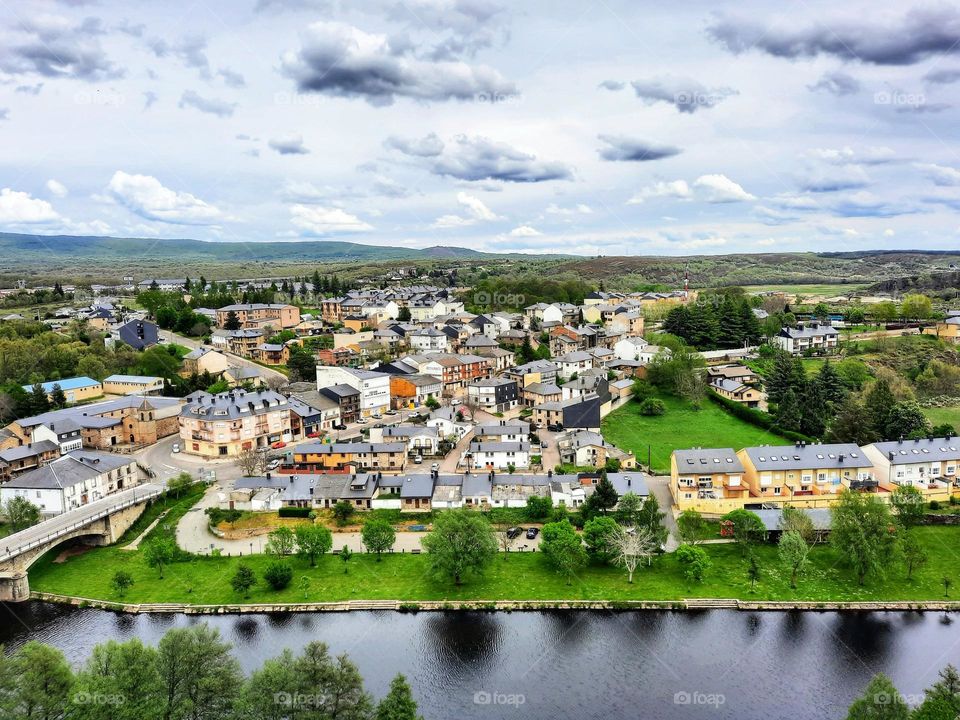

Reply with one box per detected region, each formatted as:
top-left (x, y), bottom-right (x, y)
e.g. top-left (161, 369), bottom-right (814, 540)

top-left (28, 590), bottom-right (960, 614)
top-left (28, 525), bottom-right (960, 609)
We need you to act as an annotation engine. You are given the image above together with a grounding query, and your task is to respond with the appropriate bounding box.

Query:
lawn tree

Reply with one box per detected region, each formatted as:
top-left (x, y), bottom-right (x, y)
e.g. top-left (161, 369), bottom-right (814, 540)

top-left (340, 545), bottom-right (353, 573)
top-left (890, 484), bottom-right (925, 528)
top-left (944, 576), bottom-right (952, 597)
top-left (298, 576), bottom-right (311, 599)
top-left (142, 537), bottom-right (176, 579)
top-left (264, 561), bottom-right (293, 590)
top-left (525, 494), bottom-right (552, 521)
top-left (540, 520), bottom-right (587, 585)
top-left (676, 544), bottom-right (710, 583)
top-left (747, 553), bottom-right (761, 591)
top-left (615, 492), bottom-right (643, 526)
top-left (166, 472), bottom-right (193, 499)
top-left (111, 570), bottom-right (135, 598)
top-left (781, 505), bottom-right (818, 545)
top-left (498, 528), bottom-right (518, 558)
top-left (677, 509), bottom-right (707, 545)
top-left (722, 509), bottom-right (766, 556)
top-left (3, 495), bottom-right (41, 532)
top-left (778, 530), bottom-right (810, 589)
top-left (844, 673), bottom-right (908, 720)
top-left (637, 494), bottom-right (669, 549)
top-left (235, 447), bottom-right (260, 476)
top-left (582, 516), bottom-right (620, 564)
top-left (587, 473), bottom-right (619, 515)
top-left (421, 509), bottom-right (498, 585)
top-left (611, 525), bottom-right (657, 583)
top-left (376, 673), bottom-right (424, 720)
top-left (231, 564), bottom-right (256, 597)
top-left (295, 524), bottom-right (333, 566)
top-left (332, 500), bottom-right (355, 526)
top-left (361, 518), bottom-right (396, 560)
top-left (266, 526), bottom-right (296, 557)
top-left (830, 490), bottom-right (898, 585)
top-left (901, 530), bottom-right (928, 580)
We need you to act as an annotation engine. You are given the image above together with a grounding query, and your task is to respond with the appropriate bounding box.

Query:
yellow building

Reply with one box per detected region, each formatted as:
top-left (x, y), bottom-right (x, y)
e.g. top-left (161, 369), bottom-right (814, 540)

top-left (103, 375), bottom-right (164, 396)
top-left (671, 448), bottom-right (752, 514)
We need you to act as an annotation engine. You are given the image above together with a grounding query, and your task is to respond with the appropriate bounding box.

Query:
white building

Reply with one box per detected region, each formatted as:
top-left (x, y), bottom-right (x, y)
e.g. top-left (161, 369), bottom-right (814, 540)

top-left (0, 450), bottom-right (139, 516)
top-left (772, 323), bottom-right (840, 355)
top-left (464, 440), bottom-right (531, 470)
top-left (409, 328), bottom-right (449, 352)
top-left (556, 350), bottom-right (594, 380)
top-left (315, 366), bottom-right (391, 418)
top-left (862, 437), bottom-right (960, 487)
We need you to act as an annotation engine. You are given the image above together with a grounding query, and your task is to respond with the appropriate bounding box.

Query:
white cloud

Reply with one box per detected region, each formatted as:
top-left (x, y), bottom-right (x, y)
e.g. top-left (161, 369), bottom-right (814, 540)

top-left (693, 174), bottom-right (755, 202)
top-left (509, 225), bottom-right (542, 236)
top-left (432, 191), bottom-right (502, 228)
top-left (679, 236), bottom-right (727, 249)
top-left (916, 162), bottom-right (960, 186)
top-left (269, 134), bottom-right (310, 155)
top-left (0, 188), bottom-right (60, 223)
top-left (107, 171), bottom-right (221, 224)
top-left (546, 203), bottom-right (593, 215)
top-left (627, 180), bottom-right (691, 204)
top-left (46, 179), bottom-right (68, 198)
top-left (290, 204), bottom-right (372, 235)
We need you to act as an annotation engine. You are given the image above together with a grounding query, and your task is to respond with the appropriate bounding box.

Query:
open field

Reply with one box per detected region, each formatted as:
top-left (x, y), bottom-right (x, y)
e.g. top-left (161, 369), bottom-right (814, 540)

top-left (740, 283), bottom-right (869, 296)
top-left (922, 405), bottom-right (960, 430)
top-left (601, 394), bottom-right (791, 473)
top-left (28, 525), bottom-right (960, 604)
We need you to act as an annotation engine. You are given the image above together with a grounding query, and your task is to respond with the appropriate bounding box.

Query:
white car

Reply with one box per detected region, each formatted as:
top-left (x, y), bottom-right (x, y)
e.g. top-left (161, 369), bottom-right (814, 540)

top-left (172, 443), bottom-right (180, 453)
top-left (413, 455), bottom-right (423, 464)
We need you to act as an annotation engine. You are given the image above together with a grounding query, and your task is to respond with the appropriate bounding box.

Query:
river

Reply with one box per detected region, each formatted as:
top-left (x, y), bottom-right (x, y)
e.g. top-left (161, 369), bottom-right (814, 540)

top-left (1, 603), bottom-right (958, 719)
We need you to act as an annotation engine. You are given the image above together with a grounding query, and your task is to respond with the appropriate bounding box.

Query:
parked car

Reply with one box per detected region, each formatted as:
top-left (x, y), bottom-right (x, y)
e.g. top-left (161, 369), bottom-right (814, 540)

top-left (431, 462), bottom-right (440, 471)
top-left (526, 527), bottom-right (539, 540)
top-left (356, 418), bottom-right (367, 425)
top-left (506, 527), bottom-right (523, 539)
top-left (267, 459), bottom-right (281, 471)
top-left (385, 410), bottom-right (398, 416)
top-left (333, 423), bottom-right (347, 430)
top-left (541, 441), bottom-right (548, 449)
top-left (371, 413), bottom-right (383, 420)
top-left (306, 431), bottom-right (321, 438)
top-left (271, 441), bottom-right (286, 449)
top-left (413, 455), bottom-right (423, 464)
top-left (172, 443), bottom-right (180, 453)
top-left (547, 424), bottom-right (563, 432)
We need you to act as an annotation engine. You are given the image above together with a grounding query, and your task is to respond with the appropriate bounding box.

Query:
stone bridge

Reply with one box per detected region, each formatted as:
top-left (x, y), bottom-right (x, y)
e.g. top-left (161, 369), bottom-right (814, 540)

top-left (0, 483), bottom-right (163, 602)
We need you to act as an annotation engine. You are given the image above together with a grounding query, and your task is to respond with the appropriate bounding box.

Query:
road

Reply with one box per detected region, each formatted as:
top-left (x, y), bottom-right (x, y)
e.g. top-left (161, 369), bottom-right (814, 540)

top-left (647, 474), bottom-right (680, 551)
top-left (0, 484), bottom-right (164, 562)
top-left (158, 330), bottom-right (288, 385)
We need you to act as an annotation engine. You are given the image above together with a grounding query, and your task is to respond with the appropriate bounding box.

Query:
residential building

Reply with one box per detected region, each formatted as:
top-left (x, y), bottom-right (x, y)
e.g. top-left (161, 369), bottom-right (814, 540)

top-left (215, 303), bottom-right (300, 330)
top-left (556, 350), bottom-right (594, 381)
top-left (0, 450), bottom-right (139, 516)
top-left (557, 429), bottom-right (635, 469)
top-left (531, 394), bottom-right (602, 431)
top-left (253, 343), bottom-right (291, 366)
top-left (474, 421), bottom-right (531, 443)
top-left (315, 366), bottom-right (391, 418)
top-left (466, 377), bottom-right (519, 412)
top-left (390, 374), bottom-right (442, 409)
top-left (112, 319), bottom-right (159, 350)
top-left (738, 442), bottom-right (874, 505)
top-left (670, 448), bottom-right (750, 512)
top-left (773, 322), bottom-right (840, 354)
top-left (181, 347), bottom-right (231, 377)
top-left (707, 364), bottom-right (761, 386)
top-left (521, 381), bottom-right (562, 407)
top-left (862, 436), bottom-right (959, 497)
top-left (464, 440), bottom-right (531, 470)
top-left (178, 389), bottom-right (292, 457)
top-left (709, 378), bottom-right (764, 408)
top-left (409, 328), bottom-right (449, 352)
top-left (318, 384), bottom-right (361, 424)
top-left (286, 441), bottom-right (407, 472)
top-left (0, 441), bottom-right (60, 482)
top-left (288, 389), bottom-right (341, 433)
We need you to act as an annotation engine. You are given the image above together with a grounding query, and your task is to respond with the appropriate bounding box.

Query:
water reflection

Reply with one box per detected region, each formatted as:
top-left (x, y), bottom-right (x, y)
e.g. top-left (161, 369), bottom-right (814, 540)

top-left (1, 604), bottom-right (958, 720)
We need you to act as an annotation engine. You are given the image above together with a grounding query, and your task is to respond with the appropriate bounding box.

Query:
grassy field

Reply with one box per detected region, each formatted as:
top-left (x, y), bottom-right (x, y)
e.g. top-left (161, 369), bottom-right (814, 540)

top-left (741, 283), bottom-right (868, 297)
top-left (922, 406), bottom-right (960, 431)
top-left (602, 395), bottom-right (790, 473)
top-left (29, 526), bottom-right (960, 604)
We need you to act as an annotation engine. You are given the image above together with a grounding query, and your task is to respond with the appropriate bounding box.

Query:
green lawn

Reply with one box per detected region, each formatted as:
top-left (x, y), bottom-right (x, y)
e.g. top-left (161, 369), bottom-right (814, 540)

top-left (29, 527), bottom-right (960, 604)
top-left (741, 283), bottom-right (867, 297)
top-left (602, 395), bottom-right (790, 473)
top-left (922, 406), bottom-right (960, 431)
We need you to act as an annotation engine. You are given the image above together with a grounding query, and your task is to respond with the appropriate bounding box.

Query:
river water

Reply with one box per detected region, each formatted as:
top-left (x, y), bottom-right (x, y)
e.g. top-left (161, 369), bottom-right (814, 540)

top-left (1, 603), bottom-right (958, 719)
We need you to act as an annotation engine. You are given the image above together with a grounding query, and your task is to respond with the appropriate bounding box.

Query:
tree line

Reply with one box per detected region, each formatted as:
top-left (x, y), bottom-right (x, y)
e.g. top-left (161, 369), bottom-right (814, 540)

top-left (0, 624), bottom-right (424, 720)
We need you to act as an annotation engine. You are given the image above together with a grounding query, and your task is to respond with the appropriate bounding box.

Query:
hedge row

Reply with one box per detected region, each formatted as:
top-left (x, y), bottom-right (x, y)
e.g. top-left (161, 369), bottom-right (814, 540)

top-left (278, 506), bottom-right (312, 518)
top-left (706, 389), bottom-right (815, 444)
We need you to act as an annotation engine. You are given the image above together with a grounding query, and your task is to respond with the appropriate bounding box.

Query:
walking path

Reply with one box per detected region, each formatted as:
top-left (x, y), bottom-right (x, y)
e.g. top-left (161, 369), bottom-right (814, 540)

top-left (121, 510), bottom-right (169, 550)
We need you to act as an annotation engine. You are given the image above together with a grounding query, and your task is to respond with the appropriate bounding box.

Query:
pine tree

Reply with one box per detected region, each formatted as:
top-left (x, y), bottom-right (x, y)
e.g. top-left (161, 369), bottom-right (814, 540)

top-left (29, 382), bottom-right (51, 414)
top-left (814, 359), bottom-right (846, 404)
top-left (766, 351), bottom-right (795, 405)
top-left (776, 388), bottom-right (803, 432)
top-left (864, 380), bottom-right (896, 439)
top-left (376, 674), bottom-right (423, 720)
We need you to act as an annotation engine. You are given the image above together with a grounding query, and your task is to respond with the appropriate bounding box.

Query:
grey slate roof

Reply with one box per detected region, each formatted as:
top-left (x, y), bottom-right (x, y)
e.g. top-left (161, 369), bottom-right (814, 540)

top-left (743, 443), bottom-right (866, 471)
top-left (869, 437), bottom-right (960, 464)
top-left (673, 448), bottom-right (745, 474)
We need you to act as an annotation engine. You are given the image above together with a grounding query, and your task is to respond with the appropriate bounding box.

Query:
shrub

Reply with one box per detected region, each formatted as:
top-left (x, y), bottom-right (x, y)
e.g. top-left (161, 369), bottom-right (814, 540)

top-left (205, 508), bottom-right (241, 525)
top-left (278, 506), bottom-right (311, 518)
top-left (930, 500), bottom-right (941, 510)
top-left (637, 398), bottom-right (666, 416)
top-left (263, 560), bottom-right (293, 590)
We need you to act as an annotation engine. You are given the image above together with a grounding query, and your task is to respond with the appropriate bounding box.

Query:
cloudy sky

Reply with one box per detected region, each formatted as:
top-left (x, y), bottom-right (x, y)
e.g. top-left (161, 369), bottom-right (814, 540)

top-left (1, 0), bottom-right (960, 256)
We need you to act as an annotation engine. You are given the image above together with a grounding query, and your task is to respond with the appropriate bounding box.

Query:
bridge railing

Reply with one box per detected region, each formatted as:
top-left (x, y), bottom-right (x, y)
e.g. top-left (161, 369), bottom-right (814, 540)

top-left (0, 485), bottom-right (163, 564)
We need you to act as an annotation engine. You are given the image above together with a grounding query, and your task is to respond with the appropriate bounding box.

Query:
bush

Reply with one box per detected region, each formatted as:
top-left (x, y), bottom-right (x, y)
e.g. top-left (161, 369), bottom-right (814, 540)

top-left (263, 560), bottom-right (293, 590)
top-left (930, 500), bottom-right (941, 510)
top-left (278, 507), bottom-right (312, 518)
top-left (637, 398), bottom-right (666, 416)
top-left (205, 508), bottom-right (241, 525)
top-left (707, 389), bottom-right (813, 443)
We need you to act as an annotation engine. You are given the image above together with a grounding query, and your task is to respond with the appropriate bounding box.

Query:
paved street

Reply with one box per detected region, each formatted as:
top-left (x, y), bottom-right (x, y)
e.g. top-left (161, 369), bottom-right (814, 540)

top-left (158, 330), bottom-right (288, 385)
top-left (647, 474), bottom-right (680, 551)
